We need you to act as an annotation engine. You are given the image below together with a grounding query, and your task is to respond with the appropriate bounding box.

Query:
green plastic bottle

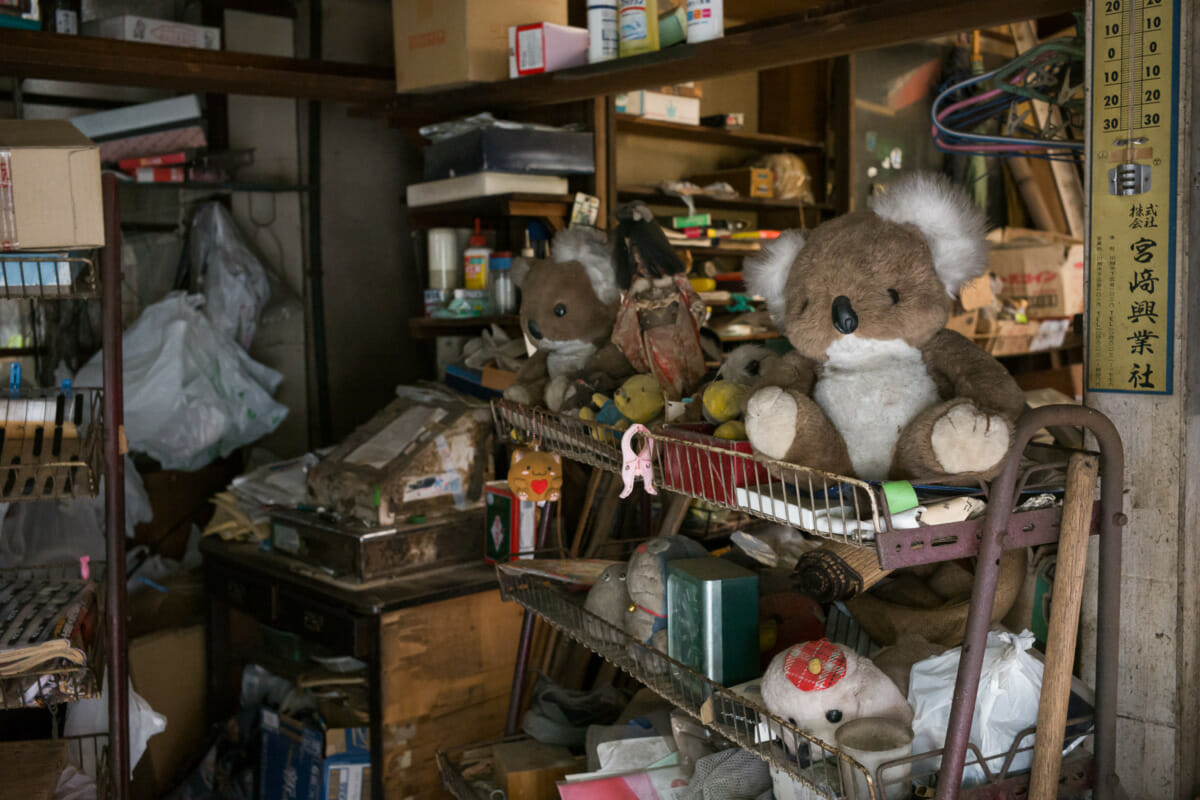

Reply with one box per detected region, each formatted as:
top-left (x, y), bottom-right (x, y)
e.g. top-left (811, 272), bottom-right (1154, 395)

top-left (619, 0), bottom-right (660, 57)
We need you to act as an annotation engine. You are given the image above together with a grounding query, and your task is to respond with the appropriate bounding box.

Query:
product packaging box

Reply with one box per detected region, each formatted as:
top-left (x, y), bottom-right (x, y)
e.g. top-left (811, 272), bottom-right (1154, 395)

top-left (986, 227), bottom-right (1084, 319)
top-left (423, 127), bottom-right (594, 180)
top-left (508, 22), bottom-right (588, 77)
top-left (0, 120), bottom-right (104, 251)
top-left (84, 15), bottom-right (221, 49)
top-left (688, 167), bottom-right (775, 198)
top-left (616, 90), bottom-right (701, 125)
top-left (484, 481), bottom-right (538, 564)
top-left (391, 0), bottom-right (567, 92)
top-left (259, 709), bottom-right (369, 800)
top-left (667, 557), bottom-right (759, 686)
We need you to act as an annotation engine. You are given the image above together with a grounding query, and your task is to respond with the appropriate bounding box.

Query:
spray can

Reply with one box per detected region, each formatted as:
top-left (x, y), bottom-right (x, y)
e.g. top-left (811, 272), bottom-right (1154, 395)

top-left (588, 1), bottom-right (619, 62)
top-left (619, 0), bottom-right (659, 57)
top-left (686, 0), bottom-right (724, 43)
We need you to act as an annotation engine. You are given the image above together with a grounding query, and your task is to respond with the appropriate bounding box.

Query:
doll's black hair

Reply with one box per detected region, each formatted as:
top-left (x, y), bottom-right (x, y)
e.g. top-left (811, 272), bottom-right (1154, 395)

top-left (613, 201), bottom-right (686, 290)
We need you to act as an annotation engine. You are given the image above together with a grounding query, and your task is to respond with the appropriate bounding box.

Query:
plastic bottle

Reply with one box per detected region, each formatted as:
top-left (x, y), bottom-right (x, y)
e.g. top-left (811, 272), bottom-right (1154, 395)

top-left (489, 253), bottom-right (517, 314)
top-left (427, 228), bottom-right (459, 290)
top-left (588, 0), bottom-right (619, 62)
top-left (462, 219), bottom-right (491, 291)
top-left (619, 0), bottom-right (659, 57)
top-left (686, 0), bottom-right (724, 43)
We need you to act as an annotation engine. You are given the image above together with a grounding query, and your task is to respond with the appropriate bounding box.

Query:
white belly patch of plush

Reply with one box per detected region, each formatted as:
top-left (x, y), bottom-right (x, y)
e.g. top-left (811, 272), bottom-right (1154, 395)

top-left (813, 336), bottom-right (939, 480)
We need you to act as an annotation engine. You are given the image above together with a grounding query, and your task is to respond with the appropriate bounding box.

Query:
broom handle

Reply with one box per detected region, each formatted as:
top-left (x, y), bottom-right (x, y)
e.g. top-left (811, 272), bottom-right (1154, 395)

top-left (1029, 452), bottom-right (1098, 799)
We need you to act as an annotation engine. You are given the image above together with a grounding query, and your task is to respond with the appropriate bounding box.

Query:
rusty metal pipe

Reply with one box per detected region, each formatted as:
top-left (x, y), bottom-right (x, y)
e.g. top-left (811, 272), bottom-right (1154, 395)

top-left (934, 405), bottom-right (1123, 800)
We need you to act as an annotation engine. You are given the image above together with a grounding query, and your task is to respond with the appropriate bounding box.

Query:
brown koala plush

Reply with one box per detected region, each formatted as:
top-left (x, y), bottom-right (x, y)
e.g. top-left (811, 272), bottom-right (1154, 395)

top-left (743, 173), bottom-right (1025, 482)
top-left (503, 227), bottom-right (633, 411)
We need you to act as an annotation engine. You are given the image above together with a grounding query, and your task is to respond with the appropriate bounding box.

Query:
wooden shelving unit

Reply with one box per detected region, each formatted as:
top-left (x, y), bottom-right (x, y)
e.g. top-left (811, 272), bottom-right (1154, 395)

top-left (405, 193), bottom-right (576, 227)
top-left (618, 185), bottom-right (815, 214)
top-left (409, 315), bottom-right (520, 339)
top-left (616, 114), bottom-right (824, 152)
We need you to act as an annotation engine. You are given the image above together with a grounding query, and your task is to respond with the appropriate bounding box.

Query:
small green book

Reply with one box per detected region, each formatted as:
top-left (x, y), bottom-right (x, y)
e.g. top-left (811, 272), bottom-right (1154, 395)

top-left (672, 213), bottom-right (712, 229)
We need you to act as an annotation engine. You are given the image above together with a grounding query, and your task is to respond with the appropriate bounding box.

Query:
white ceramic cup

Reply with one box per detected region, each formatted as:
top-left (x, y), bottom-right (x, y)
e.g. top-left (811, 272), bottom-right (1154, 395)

top-left (835, 717), bottom-right (915, 800)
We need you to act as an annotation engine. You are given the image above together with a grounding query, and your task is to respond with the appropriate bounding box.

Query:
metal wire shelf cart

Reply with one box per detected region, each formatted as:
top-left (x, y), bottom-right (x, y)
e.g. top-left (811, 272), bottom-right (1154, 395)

top-left (0, 388), bottom-right (104, 502)
top-left (489, 400), bottom-right (1127, 800)
top-left (0, 252), bottom-right (99, 299)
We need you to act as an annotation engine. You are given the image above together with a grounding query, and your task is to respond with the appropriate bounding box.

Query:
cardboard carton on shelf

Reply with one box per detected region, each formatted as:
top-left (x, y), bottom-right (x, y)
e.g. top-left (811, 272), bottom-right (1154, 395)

top-left (986, 227), bottom-right (1084, 319)
top-left (391, 0), bottom-right (568, 92)
top-left (616, 90), bottom-right (701, 125)
top-left (508, 22), bottom-right (588, 77)
top-left (83, 15), bottom-right (221, 49)
top-left (0, 119), bottom-right (104, 250)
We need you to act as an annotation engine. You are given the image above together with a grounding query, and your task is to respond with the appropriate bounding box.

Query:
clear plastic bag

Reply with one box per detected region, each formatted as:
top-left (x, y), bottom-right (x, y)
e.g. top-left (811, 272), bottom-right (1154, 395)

top-left (908, 629), bottom-right (1044, 786)
top-left (74, 293), bottom-right (287, 471)
top-left (64, 673), bottom-right (167, 779)
top-left (190, 203), bottom-right (271, 350)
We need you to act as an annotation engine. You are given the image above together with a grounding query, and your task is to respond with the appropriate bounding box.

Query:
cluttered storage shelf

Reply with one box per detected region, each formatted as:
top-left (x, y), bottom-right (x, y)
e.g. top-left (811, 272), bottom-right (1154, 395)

top-left (618, 186), bottom-right (822, 216)
top-left (616, 115), bottom-right (825, 152)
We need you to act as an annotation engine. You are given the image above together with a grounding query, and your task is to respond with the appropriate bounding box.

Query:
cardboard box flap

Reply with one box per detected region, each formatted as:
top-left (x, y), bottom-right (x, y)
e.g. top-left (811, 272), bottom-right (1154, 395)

top-left (0, 119), bottom-right (96, 149)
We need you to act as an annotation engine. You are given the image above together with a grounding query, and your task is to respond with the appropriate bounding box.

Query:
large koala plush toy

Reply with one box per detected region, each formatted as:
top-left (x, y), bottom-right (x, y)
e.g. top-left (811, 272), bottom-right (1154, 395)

top-left (503, 227), bottom-right (633, 411)
top-left (743, 173), bottom-right (1026, 482)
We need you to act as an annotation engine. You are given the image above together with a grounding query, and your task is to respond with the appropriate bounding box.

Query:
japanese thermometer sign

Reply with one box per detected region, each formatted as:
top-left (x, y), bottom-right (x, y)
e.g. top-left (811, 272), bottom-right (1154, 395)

top-left (1086, 0), bottom-right (1179, 394)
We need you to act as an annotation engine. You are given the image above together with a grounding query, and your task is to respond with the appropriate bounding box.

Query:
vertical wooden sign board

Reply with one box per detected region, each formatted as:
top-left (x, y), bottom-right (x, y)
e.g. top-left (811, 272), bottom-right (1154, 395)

top-left (1086, 0), bottom-right (1180, 394)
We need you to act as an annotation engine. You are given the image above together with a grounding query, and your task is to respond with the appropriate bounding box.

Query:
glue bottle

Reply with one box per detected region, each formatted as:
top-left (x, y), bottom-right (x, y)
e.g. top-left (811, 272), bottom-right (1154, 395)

top-left (462, 218), bottom-right (491, 291)
top-left (588, 0), bottom-right (619, 62)
top-left (619, 0), bottom-right (659, 57)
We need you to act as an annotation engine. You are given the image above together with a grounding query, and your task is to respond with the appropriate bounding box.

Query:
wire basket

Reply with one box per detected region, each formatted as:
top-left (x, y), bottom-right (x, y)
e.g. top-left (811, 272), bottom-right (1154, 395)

top-left (0, 563), bottom-right (106, 710)
top-left (0, 388), bottom-right (104, 502)
top-left (492, 400), bottom-right (1078, 567)
top-left (495, 565), bottom-right (1095, 799)
top-left (0, 253), bottom-right (99, 299)
top-left (437, 737), bottom-right (528, 800)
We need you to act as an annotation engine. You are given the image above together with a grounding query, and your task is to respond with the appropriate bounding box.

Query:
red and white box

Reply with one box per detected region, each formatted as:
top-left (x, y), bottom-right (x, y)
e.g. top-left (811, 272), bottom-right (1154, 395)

top-left (508, 22), bottom-right (588, 78)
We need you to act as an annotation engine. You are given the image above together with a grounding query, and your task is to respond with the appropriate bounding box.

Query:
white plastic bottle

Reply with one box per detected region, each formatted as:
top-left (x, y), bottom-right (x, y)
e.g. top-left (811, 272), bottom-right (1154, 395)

top-left (588, 0), bottom-right (619, 62)
top-left (686, 0), bottom-right (724, 43)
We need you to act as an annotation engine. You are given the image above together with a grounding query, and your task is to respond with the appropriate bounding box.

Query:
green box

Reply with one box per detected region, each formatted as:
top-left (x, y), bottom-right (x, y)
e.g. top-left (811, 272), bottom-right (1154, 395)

top-left (667, 558), bottom-right (759, 686)
top-left (671, 213), bottom-right (711, 229)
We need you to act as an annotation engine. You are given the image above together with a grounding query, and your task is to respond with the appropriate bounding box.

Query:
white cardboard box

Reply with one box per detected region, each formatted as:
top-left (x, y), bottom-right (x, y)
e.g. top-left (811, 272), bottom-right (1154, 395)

top-left (84, 15), bottom-right (221, 50)
top-left (615, 90), bottom-right (700, 125)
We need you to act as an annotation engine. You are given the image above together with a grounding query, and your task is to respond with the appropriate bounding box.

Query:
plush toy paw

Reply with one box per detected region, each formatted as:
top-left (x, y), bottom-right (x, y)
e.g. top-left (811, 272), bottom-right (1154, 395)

top-left (745, 386), bottom-right (798, 460)
top-left (930, 403), bottom-right (1011, 474)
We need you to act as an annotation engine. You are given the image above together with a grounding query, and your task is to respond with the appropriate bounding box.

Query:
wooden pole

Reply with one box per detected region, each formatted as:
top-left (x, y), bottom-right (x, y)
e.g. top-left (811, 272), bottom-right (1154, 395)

top-left (1029, 452), bottom-right (1099, 799)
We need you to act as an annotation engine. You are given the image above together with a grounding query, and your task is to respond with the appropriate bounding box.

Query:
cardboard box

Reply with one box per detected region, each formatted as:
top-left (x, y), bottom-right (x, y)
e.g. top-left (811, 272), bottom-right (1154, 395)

top-left (616, 90), bottom-right (701, 125)
top-left (509, 22), bottom-right (587, 77)
top-left (131, 626), bottom-right (206, 794)
top-left (986, 227), bottom-right (1084, 319)
top-left (259, 709), bottom-right (369, 800)
top-left (493, 740), bottom-right (582, 800)
top-left (391, 0), bottom-right (568, 92)
top-left (84, 15), bottom-right (221, 49)
top-left (688, 167), bottom-right (775, 198)
top-left (484, 481), bottom-right (537, 563)
top-left (0, 120), bottom-right (104, 250)
top-left (423, 127), bottom-right (594, 180)
top-left (958, 274), bottom-right (996, 311)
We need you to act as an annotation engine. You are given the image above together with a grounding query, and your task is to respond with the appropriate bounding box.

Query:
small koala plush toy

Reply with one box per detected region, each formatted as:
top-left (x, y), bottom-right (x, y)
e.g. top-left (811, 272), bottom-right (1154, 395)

top-left (503, 227), bottom-right (634, 411)
top-left (743, 173), bottom-right (1026, 482)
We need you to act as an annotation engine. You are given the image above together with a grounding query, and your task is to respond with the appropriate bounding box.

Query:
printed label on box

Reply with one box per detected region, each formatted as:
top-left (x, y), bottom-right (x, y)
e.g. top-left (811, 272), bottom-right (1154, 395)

top-left (517, 27), bottom-right (545, 73)
top-left (0, 151), bottom-right (16, 251)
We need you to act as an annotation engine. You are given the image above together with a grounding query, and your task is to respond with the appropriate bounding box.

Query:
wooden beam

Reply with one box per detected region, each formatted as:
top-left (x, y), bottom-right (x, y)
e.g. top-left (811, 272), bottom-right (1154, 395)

top-left (0, 29), bottom-right (395, 103)
top-left (381, 0), bottom-right (1081, 123)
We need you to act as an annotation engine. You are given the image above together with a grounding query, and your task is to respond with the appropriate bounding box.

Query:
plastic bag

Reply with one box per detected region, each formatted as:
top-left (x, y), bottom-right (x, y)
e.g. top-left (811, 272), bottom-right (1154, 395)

top-left (64, 674), bottom-right (166, 779)
top-left (190, 203), bottom-right (271, 350)
top-left (908, 629), bottom-right (1044, 786)
top-left (75, 293), bottom-right (287, 471)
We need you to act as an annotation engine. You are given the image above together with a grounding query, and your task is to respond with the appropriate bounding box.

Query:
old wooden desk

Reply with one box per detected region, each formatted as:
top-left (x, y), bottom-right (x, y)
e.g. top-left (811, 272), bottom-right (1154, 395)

top-left (201, 536), bottom-right (522, 799)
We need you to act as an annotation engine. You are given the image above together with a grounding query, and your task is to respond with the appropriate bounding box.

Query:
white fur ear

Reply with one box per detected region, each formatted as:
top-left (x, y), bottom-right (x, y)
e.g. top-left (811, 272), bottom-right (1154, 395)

top-left (872, 172), bottom-right (987, 297)
top-left (744, 230), bottom-right (805, 328)
top-left (551, 227), bottom-right (620, 305)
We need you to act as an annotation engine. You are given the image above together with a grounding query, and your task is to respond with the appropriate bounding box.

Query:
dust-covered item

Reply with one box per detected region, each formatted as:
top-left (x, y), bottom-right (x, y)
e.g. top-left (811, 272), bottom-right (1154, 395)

top-left (269, 506), bottom-right (481, 581)
top-left (0, 120), bottom-right (104, 251)
top-left (625, 535), bottom-right (709, 650)
top-left (585, 562), bottom-right (629, 634)
top-left (793, 541), bottom-right (892, 602)
top-left (484, 481), bottom-right (539, 563)
top-left (681, 748), bottom-right (771, 800)
top-left (492, 739), bottom-right (583, 800)
top-left (986, 227), bottom-right (1084, 319)
top-left (835, 717), bottom-right (914, 800)
top-left (871, 634), bottom-right (947, 697)
top-left (687, 167), bottom-right (775, 199)
top-left (190, 203), bottom-right (271, 350)
top-left (520, 675), bottom-right (628, 747)
top-left (756, 153), bottom-right (815, 204)
top-left (908, 629), bottom-right (1044, 785)
top-left (667, 558), bottom-right (759, 685)
top-left (307, 384), bottom-right (492, 525)
top-left (74, 293), bottom-right (287, 471)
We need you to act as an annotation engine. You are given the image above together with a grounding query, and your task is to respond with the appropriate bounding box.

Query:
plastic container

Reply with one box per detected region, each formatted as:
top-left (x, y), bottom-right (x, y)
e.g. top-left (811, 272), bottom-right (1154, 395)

top-left (462, 218), bottom-right (491, 291)
top-left (686, 0), bottom-right (724, 43)
top-left (658, 423), bottom-right (769, 505)
top-left (658, 5), bottom-right (686, 47)
top-left (618, 0), bottom-right (659, 57)
top-left (588, 1), bottom-right (619, 62)
top-left (427, 228), bottom-right (459, 290)
top-left (489, 253), bottom-right (517, 314)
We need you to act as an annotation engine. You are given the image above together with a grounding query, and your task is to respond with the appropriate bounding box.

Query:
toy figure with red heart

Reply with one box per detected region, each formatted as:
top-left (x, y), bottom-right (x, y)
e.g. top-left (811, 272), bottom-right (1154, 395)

top-left (508, 448), bottom-right (563, 502)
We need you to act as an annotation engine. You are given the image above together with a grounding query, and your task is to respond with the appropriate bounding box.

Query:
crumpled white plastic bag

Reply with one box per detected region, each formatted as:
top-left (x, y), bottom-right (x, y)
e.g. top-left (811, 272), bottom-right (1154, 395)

top-left (64, 674), bottom-right (166, 779)
top-left (75, 293), bottom-right (287, 471)
top-left (190, 203), bottom-right (271, 350)
top-left (908, 629), bottom-right (1044, 786)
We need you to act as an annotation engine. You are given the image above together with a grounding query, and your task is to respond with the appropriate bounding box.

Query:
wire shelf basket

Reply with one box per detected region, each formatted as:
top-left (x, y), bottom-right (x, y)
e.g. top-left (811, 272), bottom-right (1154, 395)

top-left (437, 737), bottom-right (524, 800)
top-left (0, 388), bottom-right (103, 502)
top-left (0, 563), bottom-right (106, 711)
top-left (492, 400), bottom-right (1078, 568)
top-left (0, 253), bottom-right (99, 299)
top-left (495, 565), bottom-right (1094, 799)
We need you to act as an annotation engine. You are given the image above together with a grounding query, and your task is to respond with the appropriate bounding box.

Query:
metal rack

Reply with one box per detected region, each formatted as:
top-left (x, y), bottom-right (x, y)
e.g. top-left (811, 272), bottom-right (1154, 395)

top-left (0, 389), bottom-right (103, 502)
top-left (490, 400), bottom-right (1127, 800)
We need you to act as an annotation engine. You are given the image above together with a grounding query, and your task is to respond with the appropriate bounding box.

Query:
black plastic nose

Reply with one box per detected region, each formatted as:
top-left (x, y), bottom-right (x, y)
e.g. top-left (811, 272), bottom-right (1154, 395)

top-left (526, 318), bottom-right (543, 340)
top-left (831, 296), bottom-right (858, 334)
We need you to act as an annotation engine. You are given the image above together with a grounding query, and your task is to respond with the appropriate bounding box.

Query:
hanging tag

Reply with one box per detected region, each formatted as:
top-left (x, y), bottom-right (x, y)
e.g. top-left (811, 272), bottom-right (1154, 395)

top-left (508, 447), bottom-right (562, 502)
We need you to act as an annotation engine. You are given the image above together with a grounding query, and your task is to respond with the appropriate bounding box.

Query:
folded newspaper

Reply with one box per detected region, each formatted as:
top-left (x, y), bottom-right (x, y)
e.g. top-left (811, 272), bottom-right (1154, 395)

top-left (0, 573), bottom-right (97, 677)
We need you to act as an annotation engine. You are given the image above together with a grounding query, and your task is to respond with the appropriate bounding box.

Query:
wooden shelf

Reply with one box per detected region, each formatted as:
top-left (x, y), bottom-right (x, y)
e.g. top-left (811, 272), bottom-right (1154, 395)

top-left (406, 193), bottom-right (575, 226)
top-left (373, 0), bottom-right (1077, 123)
top-left (671, 241), bottom-right (763, 256)
top-left (0, 29), bottom-right (395, 103)
top-left (619, 185), bottom-right (812, 214)
top-left (616, 115), bottom-right (824, 152)
top-left (409, 315), bottom-right (521, 339)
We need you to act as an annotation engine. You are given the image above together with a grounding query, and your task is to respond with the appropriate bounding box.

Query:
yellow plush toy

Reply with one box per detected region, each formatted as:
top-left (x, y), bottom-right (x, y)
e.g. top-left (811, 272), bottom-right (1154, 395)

top-left (702, 381), bottom-right (749, 424)
top-left (614, 374), bottom-right (666, 423)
